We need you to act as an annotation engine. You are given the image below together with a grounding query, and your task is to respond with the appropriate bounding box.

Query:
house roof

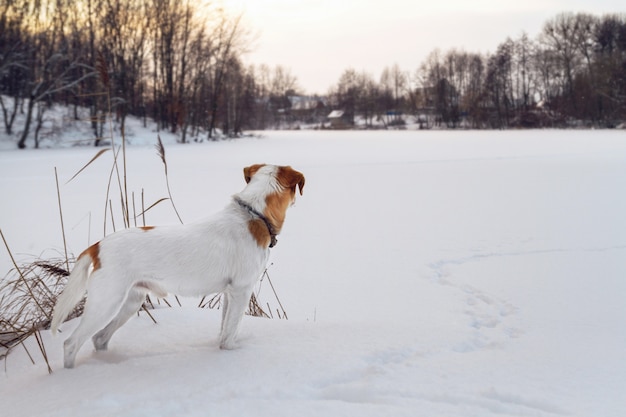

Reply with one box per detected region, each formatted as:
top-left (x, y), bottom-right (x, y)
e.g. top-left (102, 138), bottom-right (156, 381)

top-left (327, 110), bottom-right (344, 118)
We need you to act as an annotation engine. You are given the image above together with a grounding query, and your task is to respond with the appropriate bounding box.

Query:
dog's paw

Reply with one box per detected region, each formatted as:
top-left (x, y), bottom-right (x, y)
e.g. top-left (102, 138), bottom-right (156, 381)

top-left (63, 355), bottom-right (76, 369)
top-left (219, 340), bottom-right (239, 350)
top-left (92, 334), bottom-right (109, 351)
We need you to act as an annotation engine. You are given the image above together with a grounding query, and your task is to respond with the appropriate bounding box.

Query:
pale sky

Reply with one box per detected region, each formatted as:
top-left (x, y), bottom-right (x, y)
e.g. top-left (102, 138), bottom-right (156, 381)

top-left (221, 0), bottom-right (624, 94)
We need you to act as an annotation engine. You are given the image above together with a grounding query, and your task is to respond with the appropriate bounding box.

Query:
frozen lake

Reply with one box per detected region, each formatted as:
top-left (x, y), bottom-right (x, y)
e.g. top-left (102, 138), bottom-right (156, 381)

top-left (1, 129), bottom-right (625, 416)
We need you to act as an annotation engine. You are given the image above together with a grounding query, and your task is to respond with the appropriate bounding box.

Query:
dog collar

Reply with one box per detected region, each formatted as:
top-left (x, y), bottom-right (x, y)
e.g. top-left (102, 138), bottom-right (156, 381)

top-left (234, 197), bottom-right (278, 248)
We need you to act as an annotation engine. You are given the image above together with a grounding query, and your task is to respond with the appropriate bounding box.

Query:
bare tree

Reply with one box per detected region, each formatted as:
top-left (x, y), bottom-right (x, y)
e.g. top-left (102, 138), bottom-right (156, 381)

top-left (484, 39), bottom-right (514, 128)
top-left (354, 71), bottom-right (378, 127)
top-left (269, 65), bottom-right (298, 97)
top-left (591, 13), bottom-right (626, 124)
top-left (539, 13), bottom-right (584, 116)
top-left (17, 0), bottom-right (95, 148)
top-left (99, 0), bottom-right (151, 133)
top-left (512, 33), bottom-right (537, 112)
top-left (464, 53), bottom-right (486, 127)
top-left (419, 49), bottom-right (463, 127)
top-left (380, 64), bottom-right (407, 125)
top-left (249, 64), bottom-right (299, 129)
top-left (206, 12), bottom-right (248, 139)
top-left (0, 0), bottom-right (30, 135)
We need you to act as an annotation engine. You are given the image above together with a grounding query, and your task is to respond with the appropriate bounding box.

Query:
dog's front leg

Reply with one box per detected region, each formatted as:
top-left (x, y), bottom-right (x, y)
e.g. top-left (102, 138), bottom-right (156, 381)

top-left (219, 288), bottom-right (250, 350)
top-left (220, 293), bottom-right (229, 336)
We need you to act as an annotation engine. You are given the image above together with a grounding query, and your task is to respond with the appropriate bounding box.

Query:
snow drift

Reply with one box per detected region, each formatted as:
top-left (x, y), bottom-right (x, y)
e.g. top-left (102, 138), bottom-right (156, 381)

top-left (1, 129), bottom-right (625, 417)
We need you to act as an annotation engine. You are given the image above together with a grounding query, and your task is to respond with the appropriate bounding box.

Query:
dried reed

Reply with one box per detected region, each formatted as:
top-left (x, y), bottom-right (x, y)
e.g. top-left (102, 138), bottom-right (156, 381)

top-left (156, 135), bottom-right (183, 224)
top-left (0, 251), bottom-right (80, 373)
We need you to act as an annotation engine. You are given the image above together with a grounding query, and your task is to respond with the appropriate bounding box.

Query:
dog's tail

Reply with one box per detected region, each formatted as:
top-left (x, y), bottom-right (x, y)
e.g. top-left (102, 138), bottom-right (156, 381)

top-left (50, 246), bottom-right (96, 335)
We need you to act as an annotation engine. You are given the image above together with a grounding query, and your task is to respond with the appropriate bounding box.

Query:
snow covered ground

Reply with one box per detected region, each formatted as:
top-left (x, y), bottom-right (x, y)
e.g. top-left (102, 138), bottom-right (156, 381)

top-left (1, 129), bottom-right (626, 416)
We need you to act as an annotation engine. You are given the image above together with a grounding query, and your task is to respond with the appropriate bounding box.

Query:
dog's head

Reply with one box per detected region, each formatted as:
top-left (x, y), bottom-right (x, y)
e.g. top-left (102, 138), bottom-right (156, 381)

top-left (242, 164), bottom-right (305, 236)
top-left (243, 164), bottom-right (305, 200)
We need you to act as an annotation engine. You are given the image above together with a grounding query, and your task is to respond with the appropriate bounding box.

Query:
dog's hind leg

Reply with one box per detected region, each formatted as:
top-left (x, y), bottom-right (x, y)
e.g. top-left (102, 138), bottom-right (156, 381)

top-left (219, 287), bottom-right (252, 350)
top-left (92, 287), bottom-right (148, 352)
top-left (63, 275), bottom-right (128, 368)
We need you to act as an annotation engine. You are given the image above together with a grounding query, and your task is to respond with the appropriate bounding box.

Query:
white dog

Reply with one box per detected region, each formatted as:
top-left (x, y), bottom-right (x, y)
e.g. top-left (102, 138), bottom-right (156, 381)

top-left (51, 164), bottom-right (304, 368)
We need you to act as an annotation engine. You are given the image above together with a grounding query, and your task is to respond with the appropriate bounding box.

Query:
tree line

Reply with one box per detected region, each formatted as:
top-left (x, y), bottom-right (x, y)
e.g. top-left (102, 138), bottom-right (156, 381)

top-left (1, 6), bottom-right (625, 149)
top-left (330, 12), bottom-right (626, 129)
top-left (0, 0), bottom-right (303, 148)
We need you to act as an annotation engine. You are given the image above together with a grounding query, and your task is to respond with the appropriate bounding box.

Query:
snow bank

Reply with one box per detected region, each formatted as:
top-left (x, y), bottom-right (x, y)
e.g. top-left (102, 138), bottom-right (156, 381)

top-left (1, 130), bottom-right (625, 416)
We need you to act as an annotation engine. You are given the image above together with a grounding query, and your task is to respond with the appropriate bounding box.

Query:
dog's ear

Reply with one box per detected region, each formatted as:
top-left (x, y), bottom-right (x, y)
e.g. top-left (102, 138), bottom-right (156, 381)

top-left (295, 171), bottom-right (305, 196)
top-left (243, 164), bottom-right (265, 184)
top-left (278, 166), bottom-right (305, 195)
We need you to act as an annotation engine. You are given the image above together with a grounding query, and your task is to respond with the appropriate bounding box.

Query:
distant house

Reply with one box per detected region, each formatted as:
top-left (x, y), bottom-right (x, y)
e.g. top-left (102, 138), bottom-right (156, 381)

top-left (289, 95), bottom-right (325, 112)
top-left (327, 110), bottom-right (352, 129)
top-left (288, 95), bottom-right (327, 124)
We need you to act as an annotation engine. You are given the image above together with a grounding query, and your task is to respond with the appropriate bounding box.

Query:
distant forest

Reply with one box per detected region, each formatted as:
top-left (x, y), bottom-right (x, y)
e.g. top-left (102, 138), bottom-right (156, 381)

top-left (1, 2), bottom-right (625, 149)
top-left (330, 12), bottom-right (626, 131)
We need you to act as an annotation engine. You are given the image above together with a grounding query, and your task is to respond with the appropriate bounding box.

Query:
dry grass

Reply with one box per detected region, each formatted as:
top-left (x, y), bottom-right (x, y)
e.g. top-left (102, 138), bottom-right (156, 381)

top-left (0, 253), bottom-right (80, 373)
top-left (198, 267), bottom-right (288, 320)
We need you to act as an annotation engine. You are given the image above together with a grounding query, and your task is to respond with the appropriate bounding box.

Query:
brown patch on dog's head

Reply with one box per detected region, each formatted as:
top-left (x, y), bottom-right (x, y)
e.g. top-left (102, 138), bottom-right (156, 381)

top-left (79, 242), bottom-right (101, 271)
top-left (263, 166), bottom-right (305, 234)
top-left (139, 226), bottom-right (155, 231)
top-left (276, 166), bottom-right (305, 197)
top-left (243, 164), bottom-right (266, 184)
